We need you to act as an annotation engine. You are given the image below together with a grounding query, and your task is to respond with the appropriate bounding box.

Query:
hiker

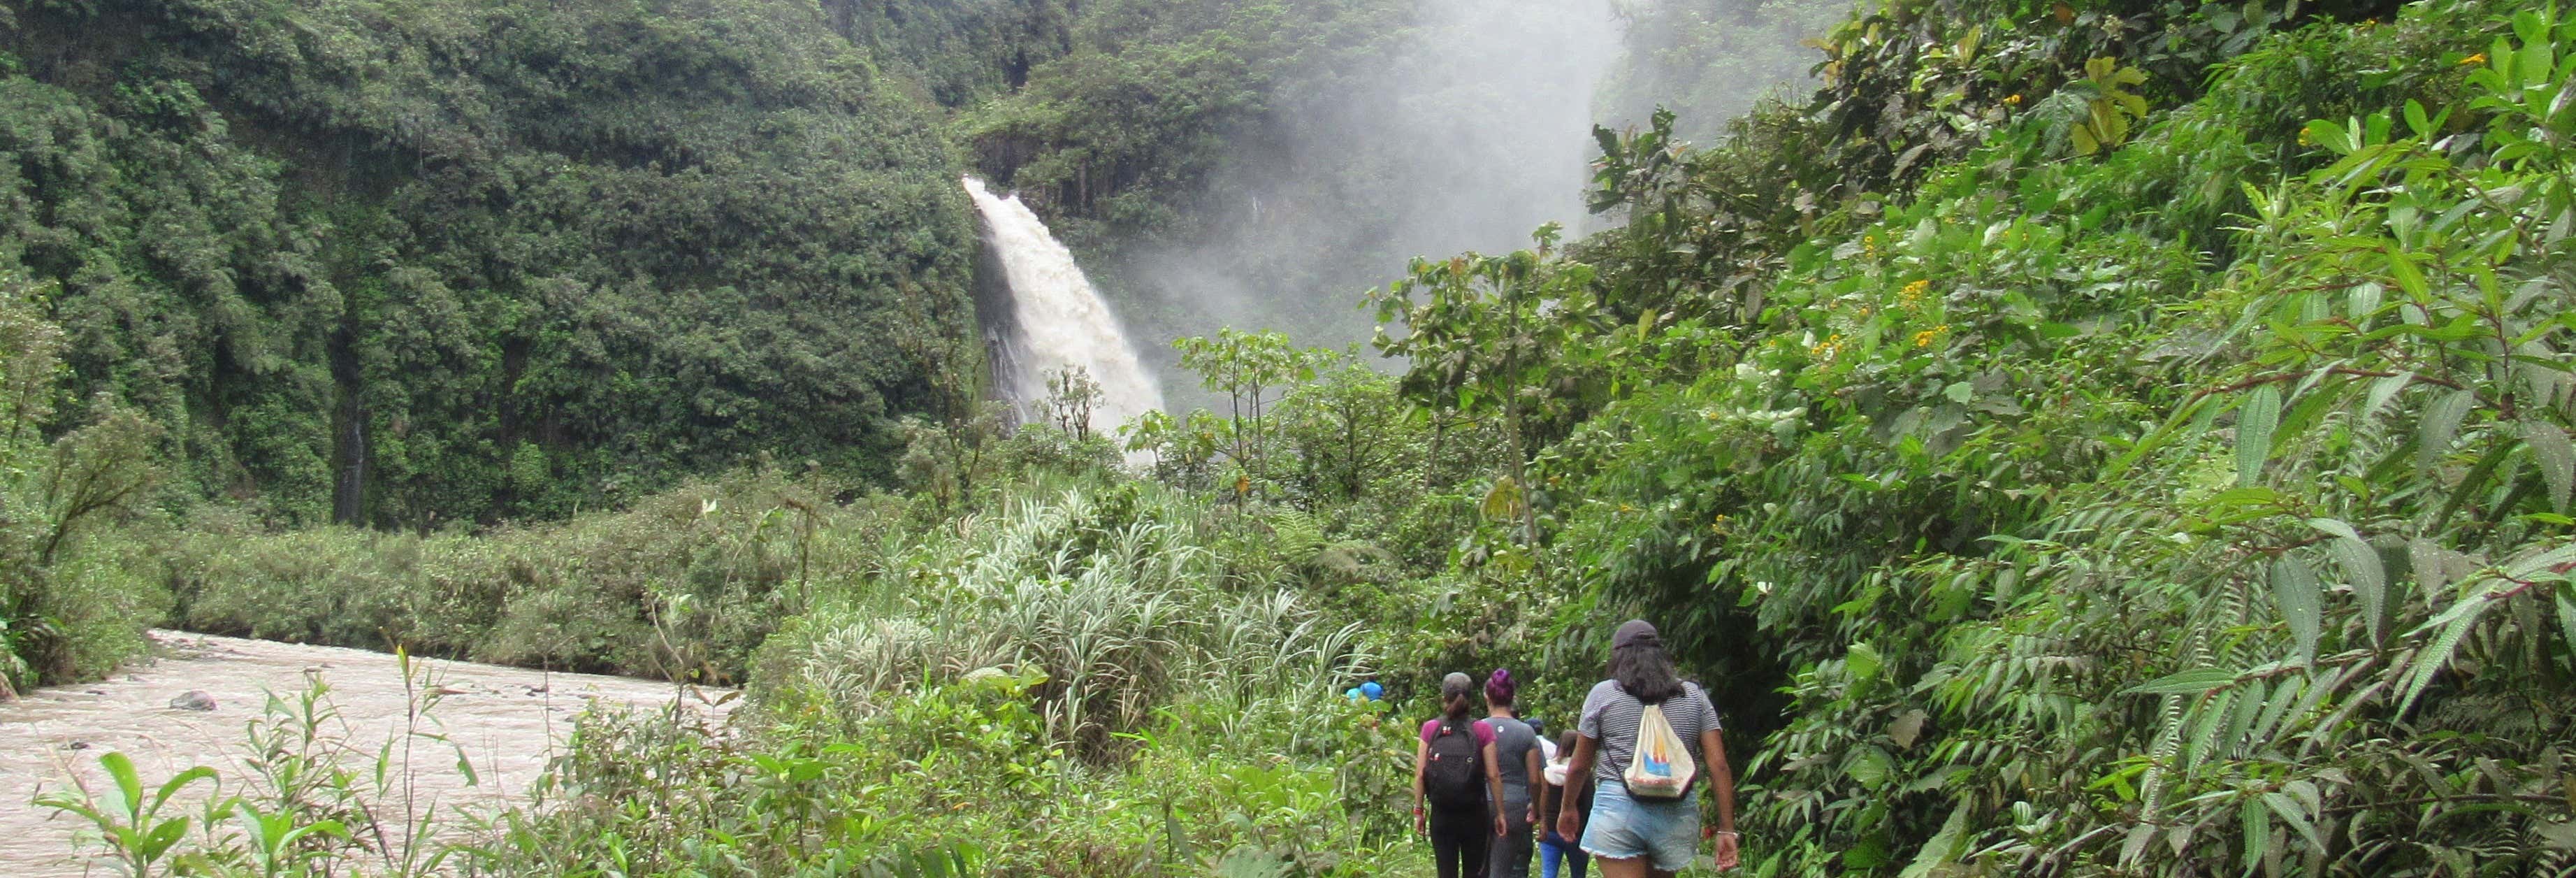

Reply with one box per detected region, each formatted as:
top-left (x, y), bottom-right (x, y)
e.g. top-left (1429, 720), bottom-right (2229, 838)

top-left (1555, 620), bottom-right (1738, 876)
top-left (1485, 669), bottom-right (1546, 878)
top-left (1538, 730), bottom-right (1593, 878)
top-left (1416, 672), bottom-right (1510, 878)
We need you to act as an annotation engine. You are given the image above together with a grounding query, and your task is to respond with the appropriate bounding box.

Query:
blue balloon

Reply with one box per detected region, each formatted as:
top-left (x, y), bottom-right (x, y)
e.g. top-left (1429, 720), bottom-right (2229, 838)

top-left (1360, 681), bottom-right (1384, 700)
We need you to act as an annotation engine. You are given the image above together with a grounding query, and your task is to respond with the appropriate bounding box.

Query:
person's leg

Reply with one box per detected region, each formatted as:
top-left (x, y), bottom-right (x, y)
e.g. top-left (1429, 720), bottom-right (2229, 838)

top-left (1540, 837), bottom-right (1563, 878)
top-left (1495, 822), bottom-right (1535, 878)
top-left (1442, 819), bottom-right (1463, 875)
top-left (1432, 808), bottom-right (1465, 878)
top-left (1576, 782), bottom-right (1638, 870)
top-left (1460, 808), bottom-right (1490, 878)
top-left (1564, 844), bottom-right (1589, 878)
top-left (1578, 784), bottom-right (1649, 878)
top-left (1647, 798), bottom-right (1697, 878)
top-left (1589, 856), bottom-right (1650, 877)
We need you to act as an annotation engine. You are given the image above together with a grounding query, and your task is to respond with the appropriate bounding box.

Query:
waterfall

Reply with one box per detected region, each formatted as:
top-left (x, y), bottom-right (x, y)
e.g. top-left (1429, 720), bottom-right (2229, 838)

top-left (962, 177), bottom-right (1166, 436)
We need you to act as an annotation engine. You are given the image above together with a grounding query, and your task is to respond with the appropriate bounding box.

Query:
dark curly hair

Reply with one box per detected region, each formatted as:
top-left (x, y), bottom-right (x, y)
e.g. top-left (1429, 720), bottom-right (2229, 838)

top-left (1609, 633), bottom-right (1684, 705)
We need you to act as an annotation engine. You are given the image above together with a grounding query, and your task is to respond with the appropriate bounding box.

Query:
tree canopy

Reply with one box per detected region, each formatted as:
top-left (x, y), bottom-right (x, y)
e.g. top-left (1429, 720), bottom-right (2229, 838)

top-left (1, 0), bottom-right (981, 526)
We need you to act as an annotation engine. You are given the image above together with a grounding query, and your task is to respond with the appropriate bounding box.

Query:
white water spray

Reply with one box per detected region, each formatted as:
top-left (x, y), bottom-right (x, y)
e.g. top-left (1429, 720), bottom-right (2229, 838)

top-left (962, 177), bottom-right (1166, 435)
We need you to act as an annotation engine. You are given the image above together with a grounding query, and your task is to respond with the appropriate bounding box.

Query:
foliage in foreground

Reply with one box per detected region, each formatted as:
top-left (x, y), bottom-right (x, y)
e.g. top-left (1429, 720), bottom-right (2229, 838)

top-left (1371, 1), bottom-right (2576, 873)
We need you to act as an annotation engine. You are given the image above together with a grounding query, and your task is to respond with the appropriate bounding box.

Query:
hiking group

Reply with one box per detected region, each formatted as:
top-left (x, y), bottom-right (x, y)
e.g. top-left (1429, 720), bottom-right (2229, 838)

top-left (1411, 619), bottom-right (1738, 878)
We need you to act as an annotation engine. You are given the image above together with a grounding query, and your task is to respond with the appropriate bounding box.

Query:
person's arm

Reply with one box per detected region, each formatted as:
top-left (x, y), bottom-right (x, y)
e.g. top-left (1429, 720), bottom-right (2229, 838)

top-left (1702, 727), bottom-right (1739, 868)
top-left (1482, 738), bottom-right (1507, 837)
top-left (1554, 735), bottom-right (1597, 842)
top-left (1413, 733), bottom-right (1431, 836)
top-left (1524, 745), bottom-right (1544, 825)
top-left (1537, 776), bottom-right (1558, 838)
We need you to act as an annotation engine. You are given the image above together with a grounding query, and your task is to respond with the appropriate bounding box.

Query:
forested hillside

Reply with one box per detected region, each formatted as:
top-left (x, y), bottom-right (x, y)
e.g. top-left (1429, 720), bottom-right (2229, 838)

top-left (15, 0), bottom-right (2576, 875)
top-left (0, 0), bottom-right (980, 528)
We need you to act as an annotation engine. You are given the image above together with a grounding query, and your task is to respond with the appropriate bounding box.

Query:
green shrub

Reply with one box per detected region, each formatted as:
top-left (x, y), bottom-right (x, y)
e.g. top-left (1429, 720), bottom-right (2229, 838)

top-left (0, 272), bottom-right (169, 689)
top-left (173, 468), bottom-right (891, 681)
top-left (757, 483), bottom-right (1375, 763)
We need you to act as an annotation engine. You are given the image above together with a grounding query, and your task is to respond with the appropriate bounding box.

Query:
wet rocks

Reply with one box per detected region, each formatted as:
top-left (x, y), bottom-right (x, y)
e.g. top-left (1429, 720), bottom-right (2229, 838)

top-left (167, 691), bottom-right (217, 712)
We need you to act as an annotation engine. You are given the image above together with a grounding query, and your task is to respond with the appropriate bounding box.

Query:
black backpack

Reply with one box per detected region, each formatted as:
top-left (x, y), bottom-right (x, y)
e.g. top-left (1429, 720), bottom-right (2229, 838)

top-left (1424, 721), bottom-right (1485, 809)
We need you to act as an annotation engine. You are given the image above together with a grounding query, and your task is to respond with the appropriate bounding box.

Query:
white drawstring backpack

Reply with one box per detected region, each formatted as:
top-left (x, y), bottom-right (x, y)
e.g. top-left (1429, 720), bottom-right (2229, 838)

top-left (1623, 700), bottom-right (1695, 798)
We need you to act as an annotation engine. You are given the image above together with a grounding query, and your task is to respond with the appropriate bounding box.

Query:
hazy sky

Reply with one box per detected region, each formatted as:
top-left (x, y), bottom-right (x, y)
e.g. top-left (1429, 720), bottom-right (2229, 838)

top-left (1115, 0), bottom-right (1624, 370)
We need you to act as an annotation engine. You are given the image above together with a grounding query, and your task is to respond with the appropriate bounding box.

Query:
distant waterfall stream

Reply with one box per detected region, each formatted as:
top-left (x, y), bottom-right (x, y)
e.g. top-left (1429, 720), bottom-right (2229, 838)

top-left (963, 177), bottom-right (1165, 436)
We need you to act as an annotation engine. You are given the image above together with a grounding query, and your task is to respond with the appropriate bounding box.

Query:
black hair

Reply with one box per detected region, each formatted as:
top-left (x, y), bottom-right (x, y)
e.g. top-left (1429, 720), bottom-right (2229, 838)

top-left (1441, 672), bottom-right (1477, 723)
top-left (1609, 639), bottom-right (1684, 705)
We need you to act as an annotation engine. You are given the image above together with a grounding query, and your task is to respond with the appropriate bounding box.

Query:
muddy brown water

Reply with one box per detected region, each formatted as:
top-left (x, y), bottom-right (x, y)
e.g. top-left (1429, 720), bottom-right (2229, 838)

top-left (0, 631), bottom-right (731, 876)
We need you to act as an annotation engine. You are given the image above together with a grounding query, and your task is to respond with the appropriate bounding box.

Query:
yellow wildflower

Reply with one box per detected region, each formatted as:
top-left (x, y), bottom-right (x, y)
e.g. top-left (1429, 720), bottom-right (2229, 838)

top-left (1899, 279), bottom-right (1931, 307)
top-left (2003, 94), bottom-right (2023, 106)
top-left (2462, 52), bottom-right (2487, 65)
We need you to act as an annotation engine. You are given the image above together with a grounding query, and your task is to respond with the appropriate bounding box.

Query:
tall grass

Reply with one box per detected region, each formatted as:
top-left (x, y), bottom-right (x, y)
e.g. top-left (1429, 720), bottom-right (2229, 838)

top-left (169, 470), bottom-right (902, 682)
top-left (759, 482), bottom-right (1377, 763)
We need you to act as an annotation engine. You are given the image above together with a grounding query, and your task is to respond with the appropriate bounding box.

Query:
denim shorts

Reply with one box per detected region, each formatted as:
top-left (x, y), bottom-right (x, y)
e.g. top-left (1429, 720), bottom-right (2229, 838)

top-left (1578, 780), bottom-right (1698, 870)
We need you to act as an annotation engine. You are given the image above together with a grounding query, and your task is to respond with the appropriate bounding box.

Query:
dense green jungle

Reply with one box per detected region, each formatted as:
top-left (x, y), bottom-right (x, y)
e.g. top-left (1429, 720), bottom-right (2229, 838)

top-left (7, 0), bottom-right (2576, 874)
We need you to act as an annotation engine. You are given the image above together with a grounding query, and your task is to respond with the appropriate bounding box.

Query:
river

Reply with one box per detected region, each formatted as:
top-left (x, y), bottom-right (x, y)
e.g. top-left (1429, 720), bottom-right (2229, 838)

top-left (0, 631), bottom-right (728, 876)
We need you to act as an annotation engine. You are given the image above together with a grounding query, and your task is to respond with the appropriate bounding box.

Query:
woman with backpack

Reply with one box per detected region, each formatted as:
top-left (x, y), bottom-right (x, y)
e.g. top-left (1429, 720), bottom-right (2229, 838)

top-left (1554, 620), bottom-right (1739, 876)
top-left (1416, 672), bottom-right (1511, 878)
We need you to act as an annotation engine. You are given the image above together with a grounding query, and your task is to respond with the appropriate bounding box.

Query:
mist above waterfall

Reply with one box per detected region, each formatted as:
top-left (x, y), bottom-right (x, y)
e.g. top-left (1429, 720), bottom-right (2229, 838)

top-left (1044, 0), bottom-right (1851, 408)
top-left (1111, 0), bottom-right (1626, 361)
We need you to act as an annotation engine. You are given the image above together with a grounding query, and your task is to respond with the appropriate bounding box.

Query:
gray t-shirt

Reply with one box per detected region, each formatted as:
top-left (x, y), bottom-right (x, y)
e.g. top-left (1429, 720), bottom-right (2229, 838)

top-left (1488, 716), bottom-right (1540, 807)
top-left (1577, 680), bottom-right (1723, 789)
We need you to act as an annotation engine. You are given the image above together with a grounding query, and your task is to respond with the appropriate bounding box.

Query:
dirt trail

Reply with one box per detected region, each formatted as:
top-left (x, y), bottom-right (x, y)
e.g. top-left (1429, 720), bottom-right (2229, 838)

top-left (0, 631), bottom-right (730, 876)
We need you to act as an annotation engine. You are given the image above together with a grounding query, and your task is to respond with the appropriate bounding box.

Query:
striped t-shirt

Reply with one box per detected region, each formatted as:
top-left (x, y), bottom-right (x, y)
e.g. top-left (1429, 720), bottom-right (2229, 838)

top-left (1577, 679), bottom-right (1723, 789)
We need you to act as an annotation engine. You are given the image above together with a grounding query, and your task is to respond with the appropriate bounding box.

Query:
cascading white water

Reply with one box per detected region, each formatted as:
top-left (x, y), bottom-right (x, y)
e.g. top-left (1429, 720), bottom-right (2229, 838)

top-left (962, 177), bottom-right (1166, 435)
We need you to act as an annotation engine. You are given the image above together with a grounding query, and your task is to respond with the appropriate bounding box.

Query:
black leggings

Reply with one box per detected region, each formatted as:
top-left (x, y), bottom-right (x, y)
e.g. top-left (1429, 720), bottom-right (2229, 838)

top-left (1431, 805), bottom-right (1490, 878)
